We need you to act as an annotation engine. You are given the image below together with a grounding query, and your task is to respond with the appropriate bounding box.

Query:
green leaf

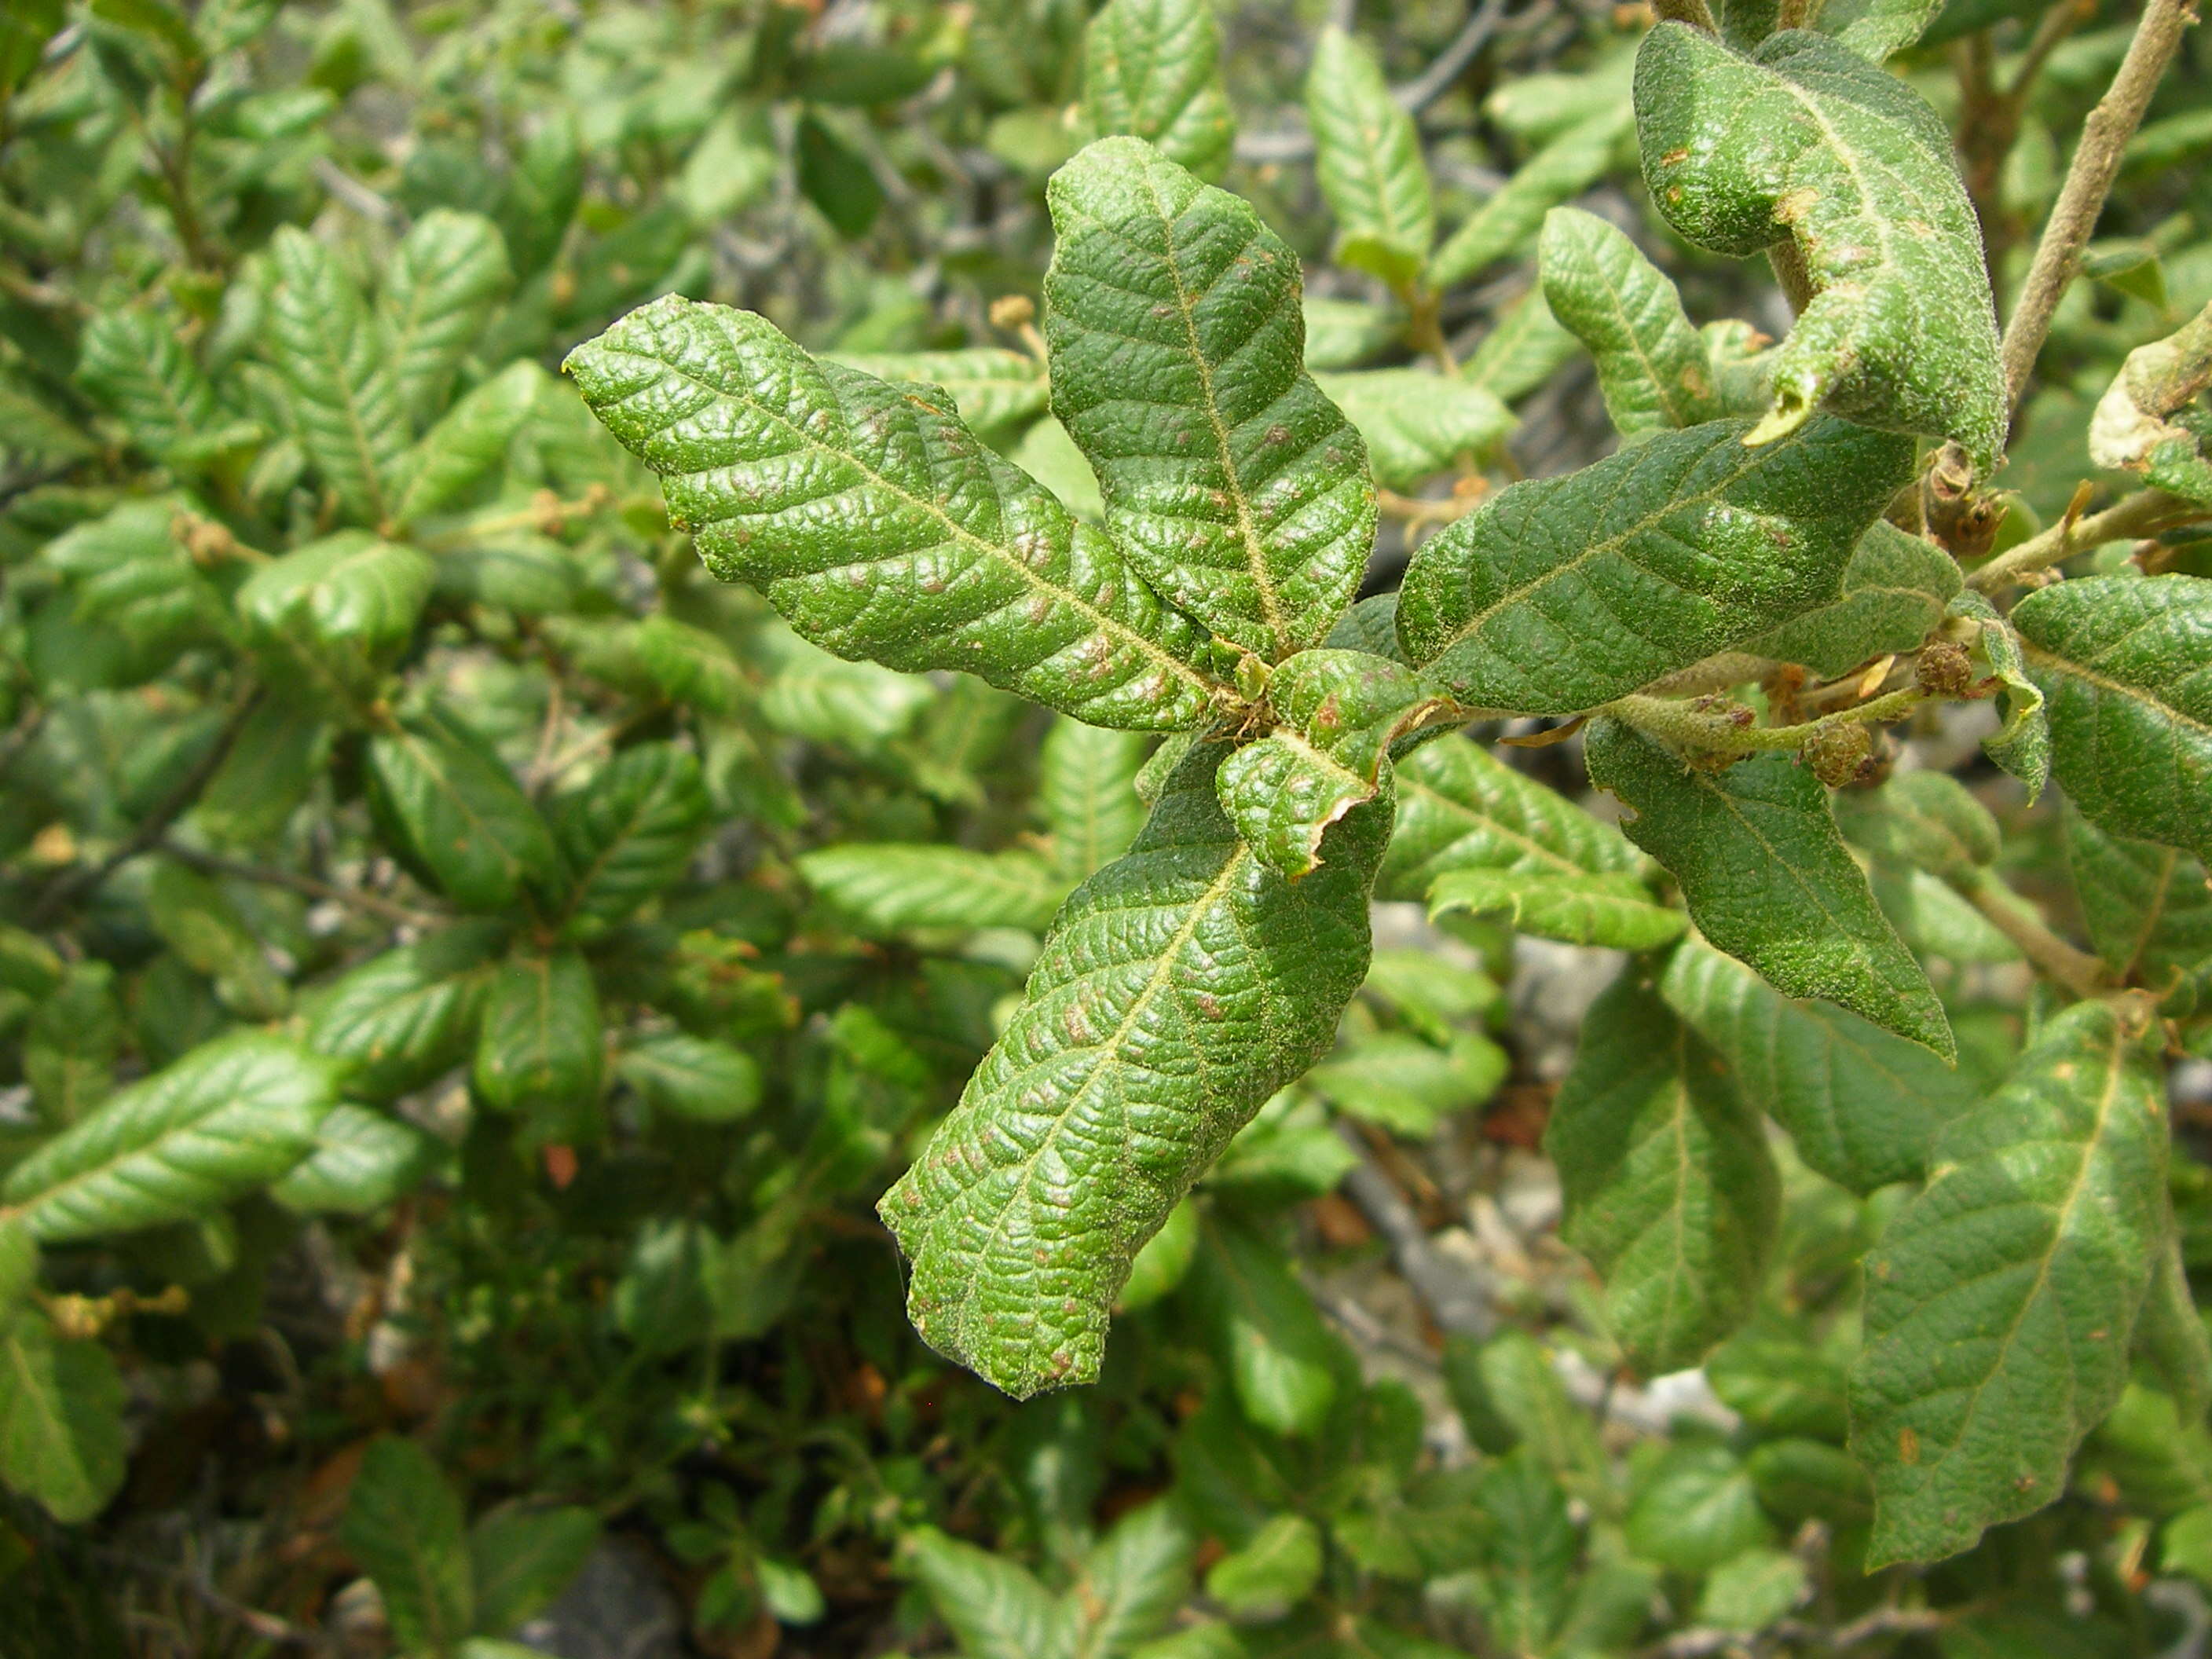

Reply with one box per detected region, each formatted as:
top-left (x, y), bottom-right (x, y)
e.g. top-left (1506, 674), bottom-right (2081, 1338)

top-left (827, 349), bottom-right (1051, 434)
top-left (381, 210), bottom-right (513, 430)
top-left (270, 1103), bottom-right (440, 1215)
top-left (1216, 649), bottom-right (1441, 880)
top-left (1463, 287), bottom-right (1581, 403)
top-left (1044, 137), bottom-right (1378, 661)
top-left (1075, 1502), bottom-right (1195, 1659)
top-left (0, 925), bottom-right (62, 1001)
top-left (75, 309), bottom-right (229, 463)
top-left (1833, 771), bottom-right (1999, 884)
top-left (1660, 937), bottom-right (1974, 1193)
top-left (2134, 1218), bottom-right (2212, 1423)
top-left (1118, 1197), bottom-right (1199, 1311)
top-left (1427, 867), bottom-right (1684, 950)
top-left (474, 952), bottom-right (604, 1145)
top-left (0, 0), bottom-right (63, 94)
top-left (1947, 588), bottom-right (2049, 800)
top-left (340, 1436), bottom-right (474, 1656)
top-left (1427, 112), bottom-right (1628, 294)
top-left (394, 360), bottom-right (547, 524)
top-left (366, 703), bottom-right (563, 913)
top-left (1081, 0), bottom-right (1233, 182)
top-left (1041, 717), bottom-right (1152, 881)
top-left (1850, 1000), bottom-right (2170, 1567)
top-left (468, 1503), bottom-right (601, 1634)
top-left (2086, 1382), bottom-right (2212, 1522)
top-left (1741, 522), bottom-right (1960, 678)
top-left (877, 742), bottom-right (1386, 1397)
top-left (0, 1308), bottom-right (126, 1525)
top-left (1443, 1328), bottom-right (1608, 1487)
top-left (1205, 1513), bottom-right (1322, 1620)
top-left (551, 742), bottom-right (710, 936)
top-left (616, 1033), bottom-right (762, 1124)
top-left (303, 922), bottom-right (505, 1101)
top-left (798, 845), bottom-right (1068, 936)
top-left (1302, 296), bottom-right (1404, 371)
top-left (193, 699), bottom-right (330, 848)
top-left (1746, 1437), bottom-right (1872, 1525)
top-left (1585, 719), bottom-right (1953, 1058)
top-left (565, 297), bottom-right (1225, 730)
top-left (1697, 1548), bottom-right (1807, 1633)
top-left (2013, 575), bottom-right (2212, 865)
top-left (634, 613), bottom-right (745, 716)
top-left (1706, 1332), bottom-right (1850, 1440)
top-left (145, 858), bottom-right (289, 1019)
top-left (1397, 417), bottom-right (1914, 714)
top-left (1, 1031), bottom-right (338, 1243)
top-left (1309, 369), bottom-right (1513, 489)
top-left (267, 225), bottom-right (411, 526)
top-left (1381, 737), bottom-right (1649, 937)
top-left (796, 110), bottom-right (884, 238)
top-left (1188, 1211), bottom-right (1347, 1437)
top-left (1309, 1031), bottom-right (1507, 1137)
top-left (1547, 968), bottom-right (1778, 1376)
top-left (1470, 1452), bottom-right (1577, 1654)
top-left (237, 532), bottom-right (435, 710)
top-left (1825, 0), bottom-right (1944, 58)
top-left (1633, 24), bottom-right (2005, 466)
top-left (1306, 26), bottom-right (1434, 287)
top-left (1538, 205), bottom-right (1717, 438)
top-left (0, 1218), bottom-right (32, 1309)
top-left (1626, 1442), bottom-right (1774, 1573)
top-left (903, 1527), bottom-right (1063, 1659)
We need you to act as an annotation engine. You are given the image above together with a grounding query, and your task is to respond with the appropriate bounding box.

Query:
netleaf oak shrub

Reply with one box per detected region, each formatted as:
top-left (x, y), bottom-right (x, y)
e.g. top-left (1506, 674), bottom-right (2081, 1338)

top-left (9, 0), bottom-right (2212, 1650)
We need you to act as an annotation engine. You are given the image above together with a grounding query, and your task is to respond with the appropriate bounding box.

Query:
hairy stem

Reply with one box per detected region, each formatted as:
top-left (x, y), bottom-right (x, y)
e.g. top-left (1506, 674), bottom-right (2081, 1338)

top-left (1606, 686), bottom-right (1931, 756)
top-left (1654, 0), bottom-right (1720, 31)
top-left (1965, 486), bottom-right (2208, 592)
top-left (1999, 0), bottom-right (2198, 415)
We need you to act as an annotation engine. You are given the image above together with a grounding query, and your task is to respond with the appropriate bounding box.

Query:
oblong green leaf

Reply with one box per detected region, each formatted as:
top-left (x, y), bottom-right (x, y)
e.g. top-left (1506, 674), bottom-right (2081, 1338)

top-left (1850, 1001), bottom-right (2169, 1566)
top-left (616, 1033), bottom-right (762, 1124)
top-left (877, 742), bottom-right (1387, 1397)
top-left (269, 1102), bottom-right (441, 1214)
top-left (565, 296), bottom-right (1225, 730)
top-left (1428, 868), bottom-right (1684, 950)
top-left (1306, 26), bottom-right (1434, 287)
top-left (552, 742), bottom-right (711, 936)
top-left (798, 844), bottom-right (1068, 936)
top-left (2064, 804), bottom-right (2212, 1017)
top-left (474, 951), bottom-right (604, 1145)
top-left (0, 1031), bottom-right (339, 1241)
top-left (1429, 112), bottom-right (1628, 293)
top-left (304, 921), bottom-right (506, 1101)
top-left (75, 309), bottom-right (225, 463)
top-left (1311, 368), bottom-right (1513, 489)
top-left (1188, 1211), bottom-right (1348, 1437)
top-left (380, 209), bottom-right (513, 430)
top-left (1082, 0), bottom-right (1233, 181)
top-left (341, 1437), bottom-right (474, 1656)
top-left (394, 359), bottom-right (546, 525)
top-left (1397, 416), bottom-right (1913, 713)
top-left (2014, 574), bottom-right (2212, 865)
top-left (1538, 206), bottom-right (1716, 438)
top-left (0, 1309), bottom-right (126, 1525)
top-left (1585, 718), bottom-right (1952, 1058)
top-left (1659, 936), bottom-right (1975, 1192)
top-left (266, 225), bottom-right (411, 526)
top-left (826, 349), bottom-right (1049, 434)
top-left (1633, 24), bottom-right (2005, 465)
top-left (1045, 137), bottom-right (1378, 660)
top-left (366, 703), bottom-right (563, 914)
top-left (237, 532), bottom-right (435, 709)
top-left (1547, 969), bottom-right (1778, 1376)
top-left (1040, 716), bottom-right (1152, 880)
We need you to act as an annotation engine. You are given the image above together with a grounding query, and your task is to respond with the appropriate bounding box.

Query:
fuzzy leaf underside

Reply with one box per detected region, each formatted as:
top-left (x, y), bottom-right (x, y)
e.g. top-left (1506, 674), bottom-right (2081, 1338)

top-left (1850, 1002), bottom-right (2167, 1566)
top-left (1046, 138), bottom-right (1378, 660)
top-left (2012, 575), bottom-right (2212, 866)
top-left (1547, 969), bottom-right (1779, 1377)
top-left (1659, 936), bottom-right (1975, 1193)
top-left (878, 743), bottom-right (1386, 1397)
top-left (1395, 416), bottom-right (1913, 713)
top-left (1634, 24), bottom-right (2004, 466)
top-left (1585, 719), bottom-right (1952, 1058)
top-left (566, 296), bottom-right (1225, 731)
top-left (1081, 0), bottom-right (1233, 181)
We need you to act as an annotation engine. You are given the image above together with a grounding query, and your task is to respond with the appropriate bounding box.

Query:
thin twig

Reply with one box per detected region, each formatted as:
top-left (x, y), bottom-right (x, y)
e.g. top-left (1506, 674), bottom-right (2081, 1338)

top-left (1999, 0), bottom-right (2199, 414)
top-left (1958, 869), bottom-right (2109, 999)
top-left (156, 843), bottom-right (443, 929)
top-left (91, 1546), bottom-right (335, 1654)
top-left (1333, 1121), bottom-right (1497, 1339)
top-left (30, 684), bottom-right (263, 925)
top-left (1653, 0), bottom-right (1720, 31)
top-left (1966, 486), bottom-right (2207, 591)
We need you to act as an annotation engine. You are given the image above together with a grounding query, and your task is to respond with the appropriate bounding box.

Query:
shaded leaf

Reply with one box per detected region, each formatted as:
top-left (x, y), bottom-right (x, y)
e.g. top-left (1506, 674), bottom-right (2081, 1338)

top-left (1311, 368), bottom-right (1512, 488)
top-left (304, 922), bottom-right (506, 1101)
top-left (1742, 522), bottom-right (1960, 678)
top-left (798, 844), bottom-right (1067, 936)
top-left (1082, 0), bottom-right (1233, 181)
top-left (473, 951), bottom-right (605, 1147)
top-left (552, 742), bottom-right (711, 936)
top-left (0, 1309), bottom-right (126, 1525)
top-left (367, 702), bottom-right (562, 913)
top-left (266, 225), bottom-right (411, 525)
top-left (340, 1437), bottom-right (474, 1656)
top-left (381, 210), bottom-right (513, 430)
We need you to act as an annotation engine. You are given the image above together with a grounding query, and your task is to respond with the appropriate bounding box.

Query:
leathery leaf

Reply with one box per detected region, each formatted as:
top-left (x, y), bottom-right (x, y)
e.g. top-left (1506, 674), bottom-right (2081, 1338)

top-left (1634, 24), bottom-right (2004, 467)
top-left (878, 742), bottom-right (1387, 1397)
top-left (1046, 137), bottom-right (1378, 661)
top-left (1396, 416), bottom-right (1913, 714)
top-left (1850, 1001), bottom-right (2168, 1566)
top-left (565, 296), bottom-right (1226, 731)
top-left (1216, 649), bottom-right (1446, 880)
